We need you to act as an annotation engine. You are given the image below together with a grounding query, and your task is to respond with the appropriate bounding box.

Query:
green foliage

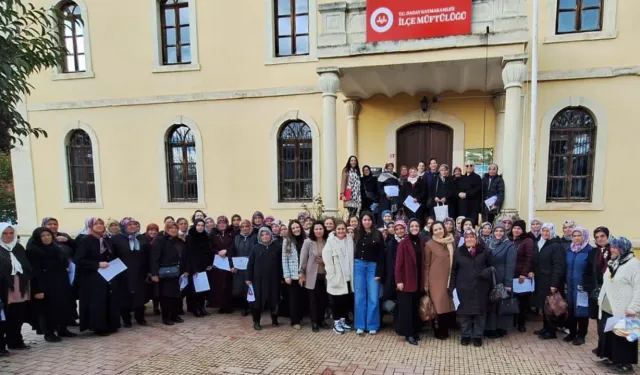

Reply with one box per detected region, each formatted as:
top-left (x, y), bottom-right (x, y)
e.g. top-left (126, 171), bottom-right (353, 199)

top-left (0, 153), bottom-right (16, 223)
top-left (0, 0), bottom-right (66, 152)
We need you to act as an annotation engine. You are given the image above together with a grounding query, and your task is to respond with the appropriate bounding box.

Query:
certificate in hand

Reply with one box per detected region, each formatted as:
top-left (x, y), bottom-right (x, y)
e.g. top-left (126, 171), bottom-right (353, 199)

top-left (512, 278), bottom-right (535, 294)
top-left (97, 258), bottom-right (128, 282)
top-left (193, 272), bottom-right (210, 293)
top-left (383, 185), bottom-right (399, 197)
top-left (213, 254), bottom-right (231, 271)
top-left (403, 195), bottom-right (421, 213)
top-left (232, 257), bottom-right (249, 270)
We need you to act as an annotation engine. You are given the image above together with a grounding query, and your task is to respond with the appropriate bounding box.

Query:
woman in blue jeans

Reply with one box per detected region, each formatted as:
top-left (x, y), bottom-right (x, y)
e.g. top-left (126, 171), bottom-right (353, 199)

top-left (353, 211), bottom-right (385, 335)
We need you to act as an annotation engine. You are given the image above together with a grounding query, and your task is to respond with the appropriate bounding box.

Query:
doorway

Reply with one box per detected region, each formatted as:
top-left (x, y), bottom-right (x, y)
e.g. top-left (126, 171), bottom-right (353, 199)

top-left (396, 122), bottom-right (453, 169)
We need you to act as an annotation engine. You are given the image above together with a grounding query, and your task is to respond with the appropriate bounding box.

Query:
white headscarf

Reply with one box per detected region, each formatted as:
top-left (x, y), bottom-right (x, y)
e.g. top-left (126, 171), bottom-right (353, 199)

top-left (538, 222), bottom-right (556, 250)
top-left (0, 223), bottom-right (23, 275)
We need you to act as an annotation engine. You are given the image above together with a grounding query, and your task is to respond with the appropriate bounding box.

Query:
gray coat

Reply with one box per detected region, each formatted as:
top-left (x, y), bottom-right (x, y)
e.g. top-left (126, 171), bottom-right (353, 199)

top-left (488, 240), bottom-right (517, 288)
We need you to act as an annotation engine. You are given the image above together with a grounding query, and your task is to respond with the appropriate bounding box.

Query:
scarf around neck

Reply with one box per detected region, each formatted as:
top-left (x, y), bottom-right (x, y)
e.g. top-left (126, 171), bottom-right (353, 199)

top-left (407, 176), bottom-right (419, 185)
top-left (608, 252), bottom-right (634, 278)
top-left (0, 223), bottom-right (23, 276)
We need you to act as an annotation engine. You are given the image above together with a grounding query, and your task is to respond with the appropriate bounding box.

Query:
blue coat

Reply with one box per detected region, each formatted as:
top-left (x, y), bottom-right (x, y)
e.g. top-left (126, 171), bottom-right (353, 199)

top-left (566, 244), bottom-right (594, 318)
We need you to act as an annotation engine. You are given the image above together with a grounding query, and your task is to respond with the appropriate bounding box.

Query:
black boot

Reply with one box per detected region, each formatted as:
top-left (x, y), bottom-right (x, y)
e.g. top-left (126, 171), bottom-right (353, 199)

top-left (253, 322), bottom-right (262, 331)
top-left (44, 334), bottom-right (62, 343)
top-left (271, 315), bottom-right (279, 327)
top-left (406, 336), bottom-right (418, 345)
top-left (57, 328), bottom-right (77, 338)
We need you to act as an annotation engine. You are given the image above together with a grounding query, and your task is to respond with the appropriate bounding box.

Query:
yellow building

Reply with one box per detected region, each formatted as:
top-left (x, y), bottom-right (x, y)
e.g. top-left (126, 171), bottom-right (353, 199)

top-left (10, 0), bottom-right (640, 245)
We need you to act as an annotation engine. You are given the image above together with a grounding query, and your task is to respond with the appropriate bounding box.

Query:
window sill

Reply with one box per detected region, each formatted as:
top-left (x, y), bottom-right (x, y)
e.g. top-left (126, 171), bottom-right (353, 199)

top-left (265, 55), bottom-right (318, 66)
top-left (52, 71), bottom-right (95, 81)
top-left (536, 201), bottom-right (604, 211)
top-left (152, 63), bottom-right (201, 73)
top-left (543, 30), bottom-right (617, 44)
top-left (160, 201), bottom-right (206, 209)
top-left (63, 202), bottom-right (103, 209)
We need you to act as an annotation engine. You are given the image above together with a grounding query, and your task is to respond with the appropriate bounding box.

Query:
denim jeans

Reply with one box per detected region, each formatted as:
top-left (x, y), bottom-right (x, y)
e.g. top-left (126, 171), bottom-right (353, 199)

top-left (354, 259), bottom-right (380, 331)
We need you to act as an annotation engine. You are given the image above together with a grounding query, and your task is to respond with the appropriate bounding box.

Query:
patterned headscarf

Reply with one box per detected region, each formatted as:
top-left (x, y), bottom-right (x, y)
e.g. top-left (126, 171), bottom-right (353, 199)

top-left (239, 219), bottom-right (252, 237)
top-left (570, 226), bottom-right (590, 253)
top-left (252, 211), bottom-right (264, 228)
top-left (463, 229), bottom-right (478, 256)
top-left (608, 236), bottom-right (634, 277)
top-left (297, 212), bottom-right (309, 222)
top-left (265, 215), bottom-right (275, 223)
top-left (563, 220), bottom-right (577, 240)
top-left (87, 217), bottom-right (109, 254)
top-left (530, 218), bottom-right (542, 237)
top-left (120, 217), bottom-right (141, 251)
top-left (41, 217), bottom-right (57, 228)
top-left (538, 222), bottom-right (556, 250)
top-left (478, 222), bottom-right (493, 244)
top-left (79, 217), bottom-right (92, 235)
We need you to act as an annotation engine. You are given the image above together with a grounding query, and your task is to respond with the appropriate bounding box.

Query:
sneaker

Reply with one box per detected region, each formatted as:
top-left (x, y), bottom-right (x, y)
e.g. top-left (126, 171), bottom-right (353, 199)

top-left (333, 320), bottom-right (344, 335)
top-left (369, 330), bottom-right (377, 335)
top-left (340, 318), bottom-right (352, 331)
top-left (356, 329), bottom-right (364, 335)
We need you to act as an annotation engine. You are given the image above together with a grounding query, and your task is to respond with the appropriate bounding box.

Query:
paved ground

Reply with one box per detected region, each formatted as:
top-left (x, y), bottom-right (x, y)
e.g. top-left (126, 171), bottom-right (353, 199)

top-left (0, 307), bottom-right (635, 375)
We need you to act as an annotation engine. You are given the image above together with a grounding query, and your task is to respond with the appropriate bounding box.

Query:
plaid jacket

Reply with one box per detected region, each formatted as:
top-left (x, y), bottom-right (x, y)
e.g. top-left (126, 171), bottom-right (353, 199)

top-left (282, 240), bottom-right (300, 280)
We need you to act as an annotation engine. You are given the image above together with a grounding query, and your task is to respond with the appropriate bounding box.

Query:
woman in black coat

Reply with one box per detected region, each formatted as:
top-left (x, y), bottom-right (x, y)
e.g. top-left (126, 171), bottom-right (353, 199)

top-left (26, 227), bottom-right (76, 343)
top-left (450, 230), bottom-right (493, 347)
top-left (360, 165), bottom-right (379, 213)
top-left (430, 164), bottom-right (455, 219)
top-left (377, 164), bottom-right (401, 217)
top-left (232, 220), bottom-right (256, 315)
top-left (530, 223), bottom-right (566, 340)
top-left (382, 221), bottom-right (406, 320)
top-left (583, 226), bottom-right (610, 353)
top-left (400, 167), bottom-right (424, 221)
top-left (184, 219), bottom-right (212, 317)
top-left (456, 162), bottom-right (482, 225)
top-left (150, 222), bottom-right (186, 326)
top-left (111, 217), bottom-right (149, 327)
top-left (246, 227), bottom-right (282, 330)
top-left (74, 217), bottom-right (121, 336)
top-left (481, 164), bottom-right (505, 224)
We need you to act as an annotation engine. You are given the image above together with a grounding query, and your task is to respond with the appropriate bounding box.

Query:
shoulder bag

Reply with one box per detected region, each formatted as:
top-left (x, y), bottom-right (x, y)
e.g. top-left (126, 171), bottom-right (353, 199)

top-left (158, 265), bottom-right (180, 279)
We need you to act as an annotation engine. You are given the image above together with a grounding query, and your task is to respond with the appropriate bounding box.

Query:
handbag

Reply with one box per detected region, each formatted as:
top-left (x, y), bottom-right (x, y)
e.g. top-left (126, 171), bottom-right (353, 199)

top-left (419, 295), bottom-right (437, 321)
top-left (158, 265), bottom-right (180, 279)
top-left (344, 187), bottom-right (352, 201)
top-left (490, 267), bottom-right (510, 303)
top-left (499, 293), bottom-right (520, 315)
top-left (434, 203), bottom-right (449, 221)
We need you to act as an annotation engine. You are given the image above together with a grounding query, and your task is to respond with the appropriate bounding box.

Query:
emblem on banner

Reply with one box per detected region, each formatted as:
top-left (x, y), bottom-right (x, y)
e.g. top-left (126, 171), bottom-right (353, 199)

top-left (370, 7), bottom-right (394, 33)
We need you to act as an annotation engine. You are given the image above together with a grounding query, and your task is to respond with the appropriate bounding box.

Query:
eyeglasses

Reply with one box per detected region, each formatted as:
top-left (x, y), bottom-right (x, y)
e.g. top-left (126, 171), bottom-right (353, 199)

top-left (502, 220), bottom-right (512, 224)
top-left (465, 164), bottom-right (474, 167)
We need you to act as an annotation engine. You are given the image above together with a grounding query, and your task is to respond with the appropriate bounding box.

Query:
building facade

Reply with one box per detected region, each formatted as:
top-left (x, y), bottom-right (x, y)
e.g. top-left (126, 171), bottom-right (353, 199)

top-left (11, 0), bottom-right (640, 244)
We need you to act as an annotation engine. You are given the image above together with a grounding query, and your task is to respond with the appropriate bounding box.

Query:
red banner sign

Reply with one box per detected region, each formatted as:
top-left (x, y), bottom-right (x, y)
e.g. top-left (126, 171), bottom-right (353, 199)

top-left (366, 0), bottom-right (472, 43)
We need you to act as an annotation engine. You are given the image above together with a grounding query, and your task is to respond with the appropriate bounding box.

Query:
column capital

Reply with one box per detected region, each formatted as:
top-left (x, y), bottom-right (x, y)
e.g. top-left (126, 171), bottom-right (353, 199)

top-left (343, 98), bottom-right (361, 119)
top-left (492, 92), bottom-right (506, 113)
top-left (501, 55), bottom-right (527, 90)
top-left (317, 67), bottom-right (340, 97)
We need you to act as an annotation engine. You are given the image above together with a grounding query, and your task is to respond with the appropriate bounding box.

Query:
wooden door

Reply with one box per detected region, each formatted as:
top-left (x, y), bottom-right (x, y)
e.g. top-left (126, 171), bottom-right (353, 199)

top-left (396, 122), bottom-right (453, 169)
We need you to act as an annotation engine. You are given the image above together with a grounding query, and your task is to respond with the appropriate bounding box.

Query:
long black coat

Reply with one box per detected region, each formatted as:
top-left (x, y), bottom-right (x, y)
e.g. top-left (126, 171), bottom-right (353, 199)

top-left (456, 172), bottom-right (482, 223)
top-left (54, 233), bottom-right (76, 260)
top-left (246, 241), bottom-right (282, 310)
top-left (185, 228), bottom-right (212, 274)
top-left (111, 233), bottom-right (149, 309)
top-left (532, 237), bottom-right (566, 308)
top-left (377, 174), bottom-right (400, 213)
top-left (583, 245), bottom-right (609, 319)
top-left (481, 174), bottom-right (505, 212)
top-left (150, 235), bottom-right (184, 298)
top-left (360, 175), bottom-right (379, 212)
top-left (74, 235), bottom-right (120, 333)
top-left (232, 233), bottom-right (256, 298)
top-left (382, 237), bottom-right (401, 301)
top-left (450, 243), bottom-right (493, 315)
top-left (400, 179), bottom-right (424, 218)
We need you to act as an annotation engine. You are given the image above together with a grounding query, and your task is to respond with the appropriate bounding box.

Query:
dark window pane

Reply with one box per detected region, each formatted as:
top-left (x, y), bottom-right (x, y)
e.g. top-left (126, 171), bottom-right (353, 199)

top-left (66, 129), bottom-right (96, 203)
top-left (296, 36), bottom-right (309, 54)
top-left (559, 0), bottom-right (577, 9)
top-left (557, 11), bottom-right (576, 33)
top-left (581, 9), bottom-right (600, 31)
top-left (277, 0), bottom-right (291, 15)
top-left (278, 37), bottom-right (292, 56)
top-left (166, 124), bottom-right (198, 202)
top-left (296, 15), bottom-right (309, 34)
top-left (295, 0), bottom-right (309, 13)
top-left (277, 121), bottom-right (313, 202)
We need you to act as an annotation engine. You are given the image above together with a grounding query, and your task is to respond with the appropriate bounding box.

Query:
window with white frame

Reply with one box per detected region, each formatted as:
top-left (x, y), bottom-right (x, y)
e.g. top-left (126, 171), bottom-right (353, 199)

top-left (57, 1), bottom-right (86, 73)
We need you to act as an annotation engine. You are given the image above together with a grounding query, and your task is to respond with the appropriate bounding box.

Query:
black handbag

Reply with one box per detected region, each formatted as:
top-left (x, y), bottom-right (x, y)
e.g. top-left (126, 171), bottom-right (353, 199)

top-left (499, 293), bottom-right (520, 315)
top-left (490, 268), bottom-right (507, 303)
top-left (158, 265), bottom-right (180, 279)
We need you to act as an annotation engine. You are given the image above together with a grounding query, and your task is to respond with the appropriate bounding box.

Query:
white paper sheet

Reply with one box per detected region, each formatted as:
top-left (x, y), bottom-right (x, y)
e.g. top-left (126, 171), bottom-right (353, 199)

top-left (179, 274), bottom-right (189, 291)
top-left (453, 289), bottom-right (460, 310)
top-left (383, 185), bottom-right (399, 197)
top-left (193, 272), bottom-right (210, 293)
top-left (0, 308), bottom-right (4, 322)
top-left (97, 258), bottom-right (128, 282)
top-left (512, 278), bottom-right (535, 294)
top-left (605, 315), bottom-right (625, 332)
top-left (403, 195), bottom-right (421, 213)
top-left (213, 254), bottom-right (231, 271)
top-left (232, 257), bottom-right (249, 270)
top-left (484, 195), bottom-right (498, 210)
top-left (68, 261), bottom-right (76, 285)
top-left (577, 291), bottom-right (590, 307)
top-left (247, 284), bottom-right (256, 302)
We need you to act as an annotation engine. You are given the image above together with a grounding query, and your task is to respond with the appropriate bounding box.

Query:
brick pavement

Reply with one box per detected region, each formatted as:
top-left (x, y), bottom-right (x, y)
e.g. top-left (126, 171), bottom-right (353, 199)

top-left (0, 308), bottom-right (636, 375)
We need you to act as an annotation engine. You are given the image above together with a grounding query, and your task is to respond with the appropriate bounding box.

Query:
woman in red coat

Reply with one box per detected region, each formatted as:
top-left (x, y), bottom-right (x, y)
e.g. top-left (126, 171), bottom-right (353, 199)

top-left (395, 218), bottom-right (425, 345)
top-left (209, 216), bottom-right (236, 313)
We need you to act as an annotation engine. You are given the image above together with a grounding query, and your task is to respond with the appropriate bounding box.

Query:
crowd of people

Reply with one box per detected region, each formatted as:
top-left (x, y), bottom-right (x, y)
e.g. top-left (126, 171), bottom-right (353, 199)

top-left (0, 156), bottom-right (637, 373)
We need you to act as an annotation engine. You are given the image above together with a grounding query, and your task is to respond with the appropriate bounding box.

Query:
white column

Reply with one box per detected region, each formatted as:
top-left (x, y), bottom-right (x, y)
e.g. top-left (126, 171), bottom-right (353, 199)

top-left (317, 68), bottom-right (340, 216)
top-left (492, 92), bottom-right (506, 169)
top-left (343, 98), bottom-right (360, 157)
top-left (501, 56), bottom-right (527, 211)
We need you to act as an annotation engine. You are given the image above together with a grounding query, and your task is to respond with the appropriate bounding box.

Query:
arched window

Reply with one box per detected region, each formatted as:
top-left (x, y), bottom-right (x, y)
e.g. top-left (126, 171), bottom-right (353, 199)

top-left (58, 1), bottom-right (86, 73)
top-left (546, 107), bottom-right (596, 202)
top-left (159, 0), bottom-right (191, 65)
top-left (278, 121), bottom-right (312, 201)
top-left (165, 125), bottom-right (198, 202)
top-left (66, 129), bottom-right (95, 202)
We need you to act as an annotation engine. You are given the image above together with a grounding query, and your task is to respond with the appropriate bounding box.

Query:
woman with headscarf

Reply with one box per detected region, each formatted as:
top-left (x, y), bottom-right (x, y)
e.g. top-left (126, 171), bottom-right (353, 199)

top-left (379, 210), bottom-right (393, 232)
top-left (340, 156), bottom-right (362, 217)
top-left (480, 163), bottom-right (505, 224)
top-left (529, 218), bottom-right (543, 243)
top-left (563, 226), bottom-right (593, 346)
top-left (455, 216), bottom-right (465, 238)
top-left (511, 220), bottom-right (534, 332)
top-left (204, 217), bottom-right (215, 234)
top-left (106, 219), bottom-right (120, 238)
top-left (478, 222), bottom-right (493, 245)
top-left (110, 217), bottom-right (149, 328)
top-left (264, 216), bottom-right (275, 228)
top-left (455, 161), bottom-right (482, 225)
top-left (251, 212), bottom-right (265, 235)
top-left (531, 223), bottom-right (566, 340)
top-left (184, 219), bottom-right (212, 317)
top-left (484, 223), bottom-right (517, 339)
top-left (143, 223), bottom-right (161, 315)
top-left (382, 220), bottom-right (406, 324)
top-left (209, 216), bottom-right (236, 314)
top-left (400, 167), bottom-right (424, 221)
top-left (271, 221), bottom-right (284, 254)
top-left (423, 220), bottom-right (456, 340)
top-left (231, 220), bottom-right (256, 315)
top-left (75, 217), bottom-right (92, 244)
top-left (360, 165), bottom-right (379, 214)
top-left (282, 220), bottom-right (305, 329)
top-left (231, 214), bottom-right (242, 234)
top-left (323, 220), bottom-right (354, 334)
top-left (74, 217), bottom-right (120, 336)
top-left (561, 220), bottom-right (576, 248)
top-left (584, 226), bottom-right (610, 352)
top-left (26, 227), bottom-right (76, 343)
top-left (395, 219), bottom-right (424, 345)
top-left (40, 217), bottom-right (75, 260)
top-left (0, 223), bottom-right (31, 352)
top-left (150, 222), bottom-right (185, 326)
top-left (596, 237), bottom-right (638, 373)
top-left (246, 227), bottom-right (282, 330)
top-left (450, 229), bottom-right (493, 347)
top-left (377, 163), bottom-right (400, 218)
top-left (300, 221), bottom-right (329, 332)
